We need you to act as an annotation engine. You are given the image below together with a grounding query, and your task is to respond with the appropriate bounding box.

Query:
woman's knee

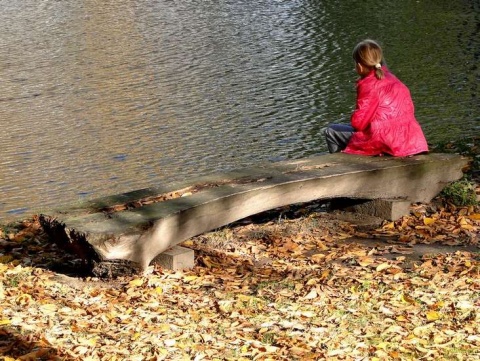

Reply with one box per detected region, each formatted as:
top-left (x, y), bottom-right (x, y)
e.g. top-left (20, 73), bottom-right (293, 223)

top-left (324, 126), bottom-right (335, 137)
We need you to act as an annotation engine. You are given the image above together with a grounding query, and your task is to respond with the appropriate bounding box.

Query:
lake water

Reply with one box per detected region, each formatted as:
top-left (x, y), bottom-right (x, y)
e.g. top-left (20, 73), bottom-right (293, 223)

top-left (0, 0), bottom-right (478, 222)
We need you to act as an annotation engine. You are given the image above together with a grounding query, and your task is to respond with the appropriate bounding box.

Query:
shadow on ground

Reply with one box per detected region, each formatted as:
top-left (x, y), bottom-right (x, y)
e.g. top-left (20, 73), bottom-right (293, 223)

top-left (0, 327), bottom-right (75, 360)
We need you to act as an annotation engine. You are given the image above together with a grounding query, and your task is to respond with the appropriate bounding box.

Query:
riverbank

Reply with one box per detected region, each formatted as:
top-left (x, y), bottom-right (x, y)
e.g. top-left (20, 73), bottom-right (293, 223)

top-left (0, 138), bottom-right (479, 360)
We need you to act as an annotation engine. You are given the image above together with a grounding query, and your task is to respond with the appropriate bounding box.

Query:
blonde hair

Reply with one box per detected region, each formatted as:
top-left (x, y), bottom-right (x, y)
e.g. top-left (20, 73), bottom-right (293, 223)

top-left (353, 39), bottom-right (385, 80)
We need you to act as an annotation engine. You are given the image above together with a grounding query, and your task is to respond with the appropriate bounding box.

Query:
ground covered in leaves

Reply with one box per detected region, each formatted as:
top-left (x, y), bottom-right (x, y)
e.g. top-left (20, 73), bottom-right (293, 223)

top-left (1, 138), bottom-right (480, 360)
top-left (1, 195), bottom-right (479, 360)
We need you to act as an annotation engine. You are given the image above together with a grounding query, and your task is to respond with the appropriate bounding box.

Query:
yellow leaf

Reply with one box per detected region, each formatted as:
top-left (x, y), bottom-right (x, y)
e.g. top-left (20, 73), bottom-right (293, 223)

top-left (78, 337), bottom-right (97, 347)
top-left (376, 262), bottom-right (391, 272)
top-left (426, 310), bottom-right (440, 321)
top-left (154, 286), bottom-right (163, 294)
top-left (0, 319), bottom-right (11, 325)
top-left (316, 242), bottom-right (329, 251)
top-left (237, 294), bottom-right (253, 302)
top-left (300, 311), bottom-right (315, 318)
top-left (157, 323), bottom-right (171, 332)
top-left (15, 294), bottom-right (32, 306)
top-left (377, 342), bottom-right (388, 350)
top-left (129, 278), bottom-right (144, 287)
top-left (183, 275), bottom-right (198, 282)
top-left (423, 217), bottom-right (435, 226)
top-left (468, 213), bottom-right (480, 220)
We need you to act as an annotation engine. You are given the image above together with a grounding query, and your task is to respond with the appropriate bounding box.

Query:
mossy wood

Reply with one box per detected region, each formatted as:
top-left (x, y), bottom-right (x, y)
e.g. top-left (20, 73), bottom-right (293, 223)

top-left (39, 153), bottom-right (469, 275)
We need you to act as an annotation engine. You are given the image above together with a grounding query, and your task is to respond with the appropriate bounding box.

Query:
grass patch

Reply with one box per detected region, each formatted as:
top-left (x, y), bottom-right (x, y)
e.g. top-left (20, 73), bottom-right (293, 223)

top-left (441, 178), bottom-right (478, 206)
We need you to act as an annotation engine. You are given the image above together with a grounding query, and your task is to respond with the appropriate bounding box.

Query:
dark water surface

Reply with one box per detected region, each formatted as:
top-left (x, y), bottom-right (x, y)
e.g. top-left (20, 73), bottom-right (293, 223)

top-left (0, 0), bottom-right (478, 221)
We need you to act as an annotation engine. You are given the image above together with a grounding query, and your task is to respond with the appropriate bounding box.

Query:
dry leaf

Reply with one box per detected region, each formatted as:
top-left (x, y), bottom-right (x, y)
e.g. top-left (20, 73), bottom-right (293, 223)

top-left (468, 213), bottom-right (480, 220)
top-left (1, 188), bottom-right (479, 361)
top-left (357, 256), bottom-right (375, 267)
top-left (40, 303), bottom-right (58, 314)
top-left (423, 217), bottom-right (436, 226)
top-left (129, 278), bottom-right (144, 287)
top-left (426, 310), bottom-right (440, 322)
top-left (303, 289), bottom-right (318, 300)
top-left (376, 263), bottom-right (391, 272)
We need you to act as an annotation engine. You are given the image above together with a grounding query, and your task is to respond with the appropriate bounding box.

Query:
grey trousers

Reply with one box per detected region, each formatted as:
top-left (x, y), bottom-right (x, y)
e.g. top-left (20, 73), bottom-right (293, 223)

top-left (324, 124), bottom-right (355, 153)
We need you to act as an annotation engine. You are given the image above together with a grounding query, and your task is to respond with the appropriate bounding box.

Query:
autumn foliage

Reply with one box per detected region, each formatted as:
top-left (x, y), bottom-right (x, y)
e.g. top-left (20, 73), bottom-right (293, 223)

top-left (1, 139), bottom-right (479, 360)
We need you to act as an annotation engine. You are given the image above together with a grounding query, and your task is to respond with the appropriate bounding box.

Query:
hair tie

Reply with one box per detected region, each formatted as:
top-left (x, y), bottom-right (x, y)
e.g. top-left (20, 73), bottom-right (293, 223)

top-left (375, 63), bottom-right (382, 69)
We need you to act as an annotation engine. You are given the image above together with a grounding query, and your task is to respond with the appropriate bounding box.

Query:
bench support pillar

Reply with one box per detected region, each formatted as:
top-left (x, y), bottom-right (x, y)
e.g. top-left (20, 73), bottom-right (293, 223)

top-left (152, 246), bottom-right (195, 270)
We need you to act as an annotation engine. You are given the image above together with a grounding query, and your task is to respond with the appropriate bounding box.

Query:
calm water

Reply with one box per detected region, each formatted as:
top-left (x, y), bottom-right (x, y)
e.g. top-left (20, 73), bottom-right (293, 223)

top-left (0, 0), bottom-right (478, 221)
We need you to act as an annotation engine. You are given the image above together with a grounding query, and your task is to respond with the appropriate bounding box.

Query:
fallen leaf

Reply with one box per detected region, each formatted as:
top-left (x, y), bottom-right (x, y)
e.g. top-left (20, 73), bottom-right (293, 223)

top-left (303, 289), bottom-right (317, 300)
top-left (78, 337), bottom-right (98, 347)
top-left (311, 253), bottom-right (326, 263)
top-left (376, 263), bottom-right (391, 272)
top-left (129, 278), bottom-right (144, 287)
top-left (40, 303), bottom-right (58, 314)
top-left (164, 339), bottom-right (176, 347)
top-left (357, 256), bottom-right (375, 267)
top-left (426, 310), bottom-right (440, 322)
top-left (423, 217), bottom-right (436, 226)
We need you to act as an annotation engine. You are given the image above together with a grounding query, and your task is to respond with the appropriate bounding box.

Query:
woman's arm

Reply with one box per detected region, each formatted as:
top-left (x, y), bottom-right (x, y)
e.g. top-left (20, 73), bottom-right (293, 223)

top-left (350, 82), bottom-right (379, 131)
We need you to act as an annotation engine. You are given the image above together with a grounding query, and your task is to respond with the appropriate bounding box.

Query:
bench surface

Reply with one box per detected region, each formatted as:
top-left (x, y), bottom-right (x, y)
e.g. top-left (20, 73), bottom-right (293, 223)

top-left (39, 153), bottom-right (469, 273)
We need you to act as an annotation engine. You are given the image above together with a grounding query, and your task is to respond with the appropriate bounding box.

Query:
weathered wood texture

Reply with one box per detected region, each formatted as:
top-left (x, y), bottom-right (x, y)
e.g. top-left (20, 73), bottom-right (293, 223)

top-left (39, 153), bottom-right (469, 273)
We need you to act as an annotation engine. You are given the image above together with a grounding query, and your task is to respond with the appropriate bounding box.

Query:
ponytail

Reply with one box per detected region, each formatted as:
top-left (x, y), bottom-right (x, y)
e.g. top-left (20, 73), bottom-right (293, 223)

top-left (374, 63), bottom-right (384, 80)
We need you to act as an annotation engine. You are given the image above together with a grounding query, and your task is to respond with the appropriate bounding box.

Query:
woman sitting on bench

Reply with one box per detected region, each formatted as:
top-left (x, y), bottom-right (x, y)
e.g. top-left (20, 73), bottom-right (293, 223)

top-left (324, 39), bottom-right (428, 157)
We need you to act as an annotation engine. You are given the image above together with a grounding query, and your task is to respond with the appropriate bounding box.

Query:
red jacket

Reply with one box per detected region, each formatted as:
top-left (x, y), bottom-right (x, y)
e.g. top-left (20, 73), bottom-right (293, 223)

top-left (343, 67), bottom-right (428, 157)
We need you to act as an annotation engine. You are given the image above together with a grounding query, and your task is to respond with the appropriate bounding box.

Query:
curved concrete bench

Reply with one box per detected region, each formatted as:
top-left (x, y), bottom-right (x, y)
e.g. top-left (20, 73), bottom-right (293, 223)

top-left (39, 153), bottom-right (469, 275)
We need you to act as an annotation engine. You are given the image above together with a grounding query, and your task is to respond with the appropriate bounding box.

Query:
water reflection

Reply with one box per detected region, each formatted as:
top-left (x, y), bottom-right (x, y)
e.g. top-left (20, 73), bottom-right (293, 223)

top-left (0, 0), bottom-right (478, 221)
